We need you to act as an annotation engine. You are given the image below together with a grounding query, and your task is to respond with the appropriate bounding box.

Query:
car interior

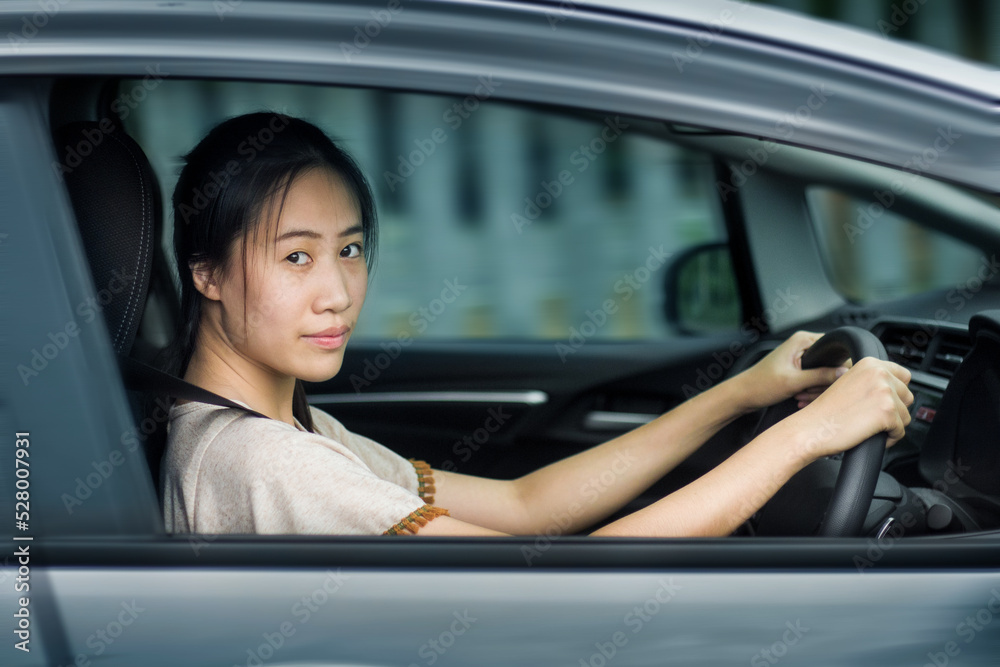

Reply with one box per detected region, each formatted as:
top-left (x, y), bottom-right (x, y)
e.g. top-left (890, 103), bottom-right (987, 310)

top-left (46, 74), bottom-right (1000, 542)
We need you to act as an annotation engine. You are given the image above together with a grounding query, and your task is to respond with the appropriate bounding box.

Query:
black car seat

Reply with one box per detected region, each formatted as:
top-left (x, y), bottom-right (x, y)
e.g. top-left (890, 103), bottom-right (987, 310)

top-left (53, 117), bottom-right (270, 506)
top-left (54, 119), bottom-right (158, 359)
top-left (53, 118), bottom-right (176, 490)
top-left (917, 310), bottom-right (1000, 530)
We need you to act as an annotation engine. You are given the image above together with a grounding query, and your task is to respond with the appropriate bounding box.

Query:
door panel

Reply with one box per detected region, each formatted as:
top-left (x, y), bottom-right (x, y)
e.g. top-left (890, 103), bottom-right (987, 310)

top-left (29, 543), bottom-right (1000, 667)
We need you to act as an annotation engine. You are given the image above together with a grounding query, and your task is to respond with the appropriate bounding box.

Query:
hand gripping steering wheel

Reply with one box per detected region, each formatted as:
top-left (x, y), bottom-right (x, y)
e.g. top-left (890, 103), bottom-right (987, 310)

top-left (741, 327), bottom-right (890, 537)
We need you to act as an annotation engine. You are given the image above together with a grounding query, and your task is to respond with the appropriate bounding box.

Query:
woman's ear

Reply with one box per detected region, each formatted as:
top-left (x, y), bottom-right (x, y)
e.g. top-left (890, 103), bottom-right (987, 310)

top-left (189, 259), bottom-right (222, 301)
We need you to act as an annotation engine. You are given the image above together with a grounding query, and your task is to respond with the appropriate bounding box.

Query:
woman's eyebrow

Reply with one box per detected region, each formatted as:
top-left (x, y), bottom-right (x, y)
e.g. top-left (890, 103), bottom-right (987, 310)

top-left (275, 224), bottom-right (363, 243)
top-left (276, 229), bottom-right (321, 243)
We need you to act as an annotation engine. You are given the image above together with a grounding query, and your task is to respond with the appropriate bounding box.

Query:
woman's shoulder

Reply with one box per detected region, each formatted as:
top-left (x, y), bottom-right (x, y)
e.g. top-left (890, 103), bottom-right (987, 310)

top-left (170, 399), bottom-right (303, 434)
top-left (305, 404), bottom-right (351, 438)
top-left (305, 404), bottom-right (389, 456)
top-left (168, 400), bottom-right (324, 458)
top-left (167, 401), bottom-right (376, 482)
top-left (305, 405), bottom-right (419, 486)
top-left (164, 401), bottom-right (424, 521)
top-left (166, 400), bottom-right (400, 475)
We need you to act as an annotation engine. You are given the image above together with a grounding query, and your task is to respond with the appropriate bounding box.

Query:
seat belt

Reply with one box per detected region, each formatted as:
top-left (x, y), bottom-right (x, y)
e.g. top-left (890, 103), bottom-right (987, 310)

top-left (117, 354), bottom-right (272, 420)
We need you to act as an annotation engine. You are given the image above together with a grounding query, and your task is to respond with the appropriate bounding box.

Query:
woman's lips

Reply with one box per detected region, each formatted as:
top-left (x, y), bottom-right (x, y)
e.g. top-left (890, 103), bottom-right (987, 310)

top-left (303, 328), bottom-right (350, 349)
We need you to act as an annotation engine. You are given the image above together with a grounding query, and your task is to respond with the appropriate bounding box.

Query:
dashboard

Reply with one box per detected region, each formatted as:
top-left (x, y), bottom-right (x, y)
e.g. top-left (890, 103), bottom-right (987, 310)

top-left (871, 318), bottom-right (968, 476)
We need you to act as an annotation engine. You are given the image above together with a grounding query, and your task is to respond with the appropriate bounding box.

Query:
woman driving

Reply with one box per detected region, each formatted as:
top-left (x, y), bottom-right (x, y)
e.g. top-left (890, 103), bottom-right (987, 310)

top-left (160, 112), bottom-right (913, 537)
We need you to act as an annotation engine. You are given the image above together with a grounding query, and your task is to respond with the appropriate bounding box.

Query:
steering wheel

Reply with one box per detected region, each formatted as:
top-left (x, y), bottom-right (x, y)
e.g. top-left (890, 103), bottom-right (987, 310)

top-left (731, 327), bottom-right (889, 537)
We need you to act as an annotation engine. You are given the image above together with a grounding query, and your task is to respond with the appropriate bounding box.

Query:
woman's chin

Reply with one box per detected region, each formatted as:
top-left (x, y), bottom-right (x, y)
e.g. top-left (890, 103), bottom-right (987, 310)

top-left (297, 361), bottom-right (344, 384)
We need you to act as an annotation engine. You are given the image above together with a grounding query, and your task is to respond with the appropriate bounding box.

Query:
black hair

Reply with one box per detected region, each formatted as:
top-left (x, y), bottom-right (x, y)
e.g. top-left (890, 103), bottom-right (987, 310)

top-left (154, 111), bottom-right (378, 434)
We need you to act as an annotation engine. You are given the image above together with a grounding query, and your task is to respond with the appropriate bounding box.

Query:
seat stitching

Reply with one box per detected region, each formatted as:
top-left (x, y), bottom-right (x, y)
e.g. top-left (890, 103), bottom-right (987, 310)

top-left (108, 132), bottom-right (150, 352)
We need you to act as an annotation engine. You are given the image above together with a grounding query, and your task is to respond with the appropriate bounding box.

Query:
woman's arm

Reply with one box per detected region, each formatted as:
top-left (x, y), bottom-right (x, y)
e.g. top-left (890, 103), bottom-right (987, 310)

top-left (430, 366), bottom-right (753, 535)
top-left (424, 331), bottom-right (874, 535)
top-left (415, 370), bottom-right (750, 536)
top-left (419, 353), bottom-right (912, 538)
top-left (591, 356), bottom-right (912, 536)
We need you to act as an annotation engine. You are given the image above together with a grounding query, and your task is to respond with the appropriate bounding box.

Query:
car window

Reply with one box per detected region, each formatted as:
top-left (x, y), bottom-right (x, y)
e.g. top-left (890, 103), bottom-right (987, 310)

top-left (806, 186), bottom-right (985, 304)
top-left (123, 80), bottom-right (730, 343)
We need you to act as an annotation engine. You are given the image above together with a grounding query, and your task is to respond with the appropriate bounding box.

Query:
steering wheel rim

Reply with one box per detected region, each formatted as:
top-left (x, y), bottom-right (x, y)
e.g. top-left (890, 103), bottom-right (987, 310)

top-left (735, 327), bottom-right (889, 537)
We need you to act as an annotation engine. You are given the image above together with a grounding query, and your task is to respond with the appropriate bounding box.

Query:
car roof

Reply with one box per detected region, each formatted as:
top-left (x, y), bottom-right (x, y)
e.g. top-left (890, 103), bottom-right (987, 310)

top-left (565, 0), bottom-right (999, 99)
top-left (2, 0), bottom-right (999, 193)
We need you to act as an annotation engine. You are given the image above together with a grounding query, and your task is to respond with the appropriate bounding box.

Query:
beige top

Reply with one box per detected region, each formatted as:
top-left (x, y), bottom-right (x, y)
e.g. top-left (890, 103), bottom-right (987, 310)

top-left (162, 398), bottom-right (446, 535)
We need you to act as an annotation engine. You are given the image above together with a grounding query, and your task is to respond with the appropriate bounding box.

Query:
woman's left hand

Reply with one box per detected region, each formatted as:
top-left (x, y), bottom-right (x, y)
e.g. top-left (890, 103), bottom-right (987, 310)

top-left (733, 330), bottom-right (850, 412)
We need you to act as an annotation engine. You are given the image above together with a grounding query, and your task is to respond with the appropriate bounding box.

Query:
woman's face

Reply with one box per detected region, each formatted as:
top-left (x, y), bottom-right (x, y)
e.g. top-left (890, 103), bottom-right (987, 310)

top-left (213, 167), bottom-right (368, 383)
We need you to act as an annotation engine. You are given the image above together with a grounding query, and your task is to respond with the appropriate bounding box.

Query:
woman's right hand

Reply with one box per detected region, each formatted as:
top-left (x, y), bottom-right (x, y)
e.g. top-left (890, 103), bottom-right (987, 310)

top-left (784, 356), bottom-right (914, 463)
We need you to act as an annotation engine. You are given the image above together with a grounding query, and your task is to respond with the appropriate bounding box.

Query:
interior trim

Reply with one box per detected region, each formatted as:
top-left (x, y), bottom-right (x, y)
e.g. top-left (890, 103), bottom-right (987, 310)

top-left (584, 410), bottom-right (657, 430)
top-left (32, 534), bottom-right (1000, 570)
top-left (909, 370), bottom-right (949, 392)
top-left (309, 390), bottom-right (549, 405)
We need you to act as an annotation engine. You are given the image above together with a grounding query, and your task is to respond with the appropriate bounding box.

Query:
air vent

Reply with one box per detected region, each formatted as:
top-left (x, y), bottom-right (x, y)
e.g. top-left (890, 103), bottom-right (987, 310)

top-left (878, 325), bottom-right (929, 370)
top-left (834, 309), bottom-right (880, 327)
top-left (927, 331), bottom-right (973, 380)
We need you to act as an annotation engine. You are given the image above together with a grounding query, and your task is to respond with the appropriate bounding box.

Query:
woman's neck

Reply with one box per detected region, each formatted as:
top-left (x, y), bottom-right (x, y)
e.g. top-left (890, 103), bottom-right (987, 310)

top-left (180, 325), bottom-right (298, 428)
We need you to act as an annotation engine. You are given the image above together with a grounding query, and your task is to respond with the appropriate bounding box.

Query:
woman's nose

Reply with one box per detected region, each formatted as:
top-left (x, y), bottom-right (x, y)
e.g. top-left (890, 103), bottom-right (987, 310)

top-left (314, 260), bottom-right (354, 313)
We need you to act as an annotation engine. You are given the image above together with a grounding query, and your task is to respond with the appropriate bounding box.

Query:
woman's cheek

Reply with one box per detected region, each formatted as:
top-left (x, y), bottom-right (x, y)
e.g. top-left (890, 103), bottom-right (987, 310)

top-left (352, 268), bottom-right (368, 306)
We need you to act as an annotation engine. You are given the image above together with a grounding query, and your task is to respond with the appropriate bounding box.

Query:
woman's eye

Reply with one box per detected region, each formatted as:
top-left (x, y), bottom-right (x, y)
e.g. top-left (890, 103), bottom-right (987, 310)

top-left (286, 251), bottom-right (310, 265)
top-left (341, 243), bottom-right (362, 259)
